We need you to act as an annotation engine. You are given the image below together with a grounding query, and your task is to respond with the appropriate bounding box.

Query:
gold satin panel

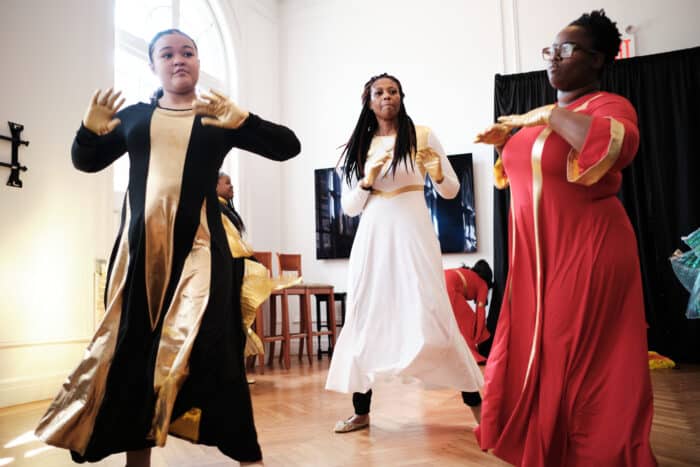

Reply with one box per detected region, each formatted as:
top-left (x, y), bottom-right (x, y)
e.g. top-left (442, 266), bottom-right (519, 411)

top-left (145, 108), bottom-right (195, 330)
top-left (168, 407), bottom-right (202, 442)
top-left (241, 259), bottom-right (272, 357)
top-left (149, 201), bottom-right (211, 445)
top-left (240, 259), bottom-right (302, 357)
top-left (523, 126), bottom-right (552, 391)
top-left (566, 118), bottom-right (625, 186)
top-left (35, 197), bottom-right (133, 454)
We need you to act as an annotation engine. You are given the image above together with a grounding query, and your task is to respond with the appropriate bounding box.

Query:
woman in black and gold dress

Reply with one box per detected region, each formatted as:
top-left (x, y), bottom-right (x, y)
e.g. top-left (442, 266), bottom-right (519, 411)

top-left (35, 29), bottom-right (300, 465)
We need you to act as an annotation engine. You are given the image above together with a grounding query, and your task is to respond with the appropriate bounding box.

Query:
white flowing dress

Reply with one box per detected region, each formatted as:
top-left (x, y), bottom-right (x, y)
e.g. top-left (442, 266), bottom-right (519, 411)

top-left (325, 126), bottom-right (484, 394)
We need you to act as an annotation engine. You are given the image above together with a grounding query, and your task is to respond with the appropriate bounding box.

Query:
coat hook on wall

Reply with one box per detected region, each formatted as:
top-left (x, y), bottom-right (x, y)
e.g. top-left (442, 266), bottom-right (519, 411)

top-left (0, 121), bottom-right (29, 188)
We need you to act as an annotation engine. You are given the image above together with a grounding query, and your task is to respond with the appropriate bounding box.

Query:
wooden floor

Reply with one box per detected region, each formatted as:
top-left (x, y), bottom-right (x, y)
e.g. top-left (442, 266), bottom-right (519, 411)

top-left (0, 360), bottom-right (698, 466)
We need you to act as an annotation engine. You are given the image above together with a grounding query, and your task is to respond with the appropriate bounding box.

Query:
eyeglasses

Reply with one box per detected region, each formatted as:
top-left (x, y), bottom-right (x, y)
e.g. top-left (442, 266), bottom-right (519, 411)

top-left (542, 42), bottom-right (597, 61)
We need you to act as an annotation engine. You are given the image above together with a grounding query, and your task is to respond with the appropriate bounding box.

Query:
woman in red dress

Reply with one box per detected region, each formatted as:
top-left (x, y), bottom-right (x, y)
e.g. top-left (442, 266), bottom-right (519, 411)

top-left (444, 260), bottom-right (493, 363)
top-left (474, 10), bottom-right (656, 466)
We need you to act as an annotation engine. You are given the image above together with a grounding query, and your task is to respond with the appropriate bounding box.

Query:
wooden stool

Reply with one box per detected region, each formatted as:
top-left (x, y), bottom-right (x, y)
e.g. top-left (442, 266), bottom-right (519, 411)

top-left (251, 251), bottom-right (285, 374)
top-left (272, 253), bottom-right (314, 368)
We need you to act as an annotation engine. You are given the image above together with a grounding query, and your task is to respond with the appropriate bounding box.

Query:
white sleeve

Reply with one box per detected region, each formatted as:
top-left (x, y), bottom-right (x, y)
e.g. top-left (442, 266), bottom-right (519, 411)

top-left (428, 131), bottom-right (460, 199)
top-left (339, 169), bottom-right (370, 217)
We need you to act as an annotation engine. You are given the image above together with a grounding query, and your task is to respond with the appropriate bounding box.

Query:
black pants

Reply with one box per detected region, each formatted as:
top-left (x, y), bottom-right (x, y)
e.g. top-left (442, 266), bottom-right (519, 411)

top-left (352, 389), bottom-right (481, 415)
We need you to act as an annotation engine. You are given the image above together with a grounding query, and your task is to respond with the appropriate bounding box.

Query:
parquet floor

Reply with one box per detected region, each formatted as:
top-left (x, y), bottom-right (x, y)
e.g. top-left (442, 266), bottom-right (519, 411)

top-left (0, 359), bottom-right (697, 466)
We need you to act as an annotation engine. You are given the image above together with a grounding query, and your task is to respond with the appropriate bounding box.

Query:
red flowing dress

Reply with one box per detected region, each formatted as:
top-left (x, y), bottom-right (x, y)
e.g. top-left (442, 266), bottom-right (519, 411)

top-left (444, 268), bottom-right (490, 363)
top-left (475, 92), bottom-right (656, 466)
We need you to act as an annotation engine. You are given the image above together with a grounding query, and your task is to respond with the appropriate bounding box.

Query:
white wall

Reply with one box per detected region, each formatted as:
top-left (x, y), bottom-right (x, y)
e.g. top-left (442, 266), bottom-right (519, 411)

top-left (223, 0), bottom-right (289, 253)
top-left (277, 0), bottom-right (700, 293)
top-left (0, 0), bottom-right (116, 407)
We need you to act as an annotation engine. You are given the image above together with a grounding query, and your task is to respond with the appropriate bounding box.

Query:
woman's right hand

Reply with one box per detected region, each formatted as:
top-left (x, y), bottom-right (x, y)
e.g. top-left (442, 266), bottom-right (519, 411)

top-left (83, 88), bottom-right (124, 135)
top-left (360, 154), bottom-right (391, 189)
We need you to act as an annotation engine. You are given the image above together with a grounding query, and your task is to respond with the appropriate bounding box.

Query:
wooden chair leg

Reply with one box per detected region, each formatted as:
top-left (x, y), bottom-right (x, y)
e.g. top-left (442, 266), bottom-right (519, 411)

top-left (304, 292), bottom-right (313, 364)
top-left (267, 296), bottom-right (277, 367)
top-left (282, 292), bottom-right (291, 369)
top-left (328, 289), bottom-right (337, 357)
top-left (298, 295), bottom-right (305, 361)
top-left (255, 304), bottom-right (265, 374)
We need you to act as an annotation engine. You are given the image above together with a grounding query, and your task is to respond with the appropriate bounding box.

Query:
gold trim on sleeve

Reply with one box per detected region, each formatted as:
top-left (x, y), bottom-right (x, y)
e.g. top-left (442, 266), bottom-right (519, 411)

top-left (454, 269), bottom-right (469, 294)
top-left (566, 117), bottom-right (625, 186)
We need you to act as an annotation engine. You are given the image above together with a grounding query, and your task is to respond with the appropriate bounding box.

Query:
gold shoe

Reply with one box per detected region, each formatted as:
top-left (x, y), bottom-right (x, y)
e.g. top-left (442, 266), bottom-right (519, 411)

top-left (333, 417), bottom-right (369, 433)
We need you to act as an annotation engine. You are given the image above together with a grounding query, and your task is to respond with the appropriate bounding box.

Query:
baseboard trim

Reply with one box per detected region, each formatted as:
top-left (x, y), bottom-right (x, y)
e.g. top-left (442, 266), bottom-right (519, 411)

top-left (0, 373), bottom-right (68, 408)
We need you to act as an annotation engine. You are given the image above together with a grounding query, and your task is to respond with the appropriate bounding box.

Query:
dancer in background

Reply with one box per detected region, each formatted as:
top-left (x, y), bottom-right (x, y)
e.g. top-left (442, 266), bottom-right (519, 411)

top-left (216, 171), bottom-right (261, 383)
top-left (444, 260), bottom-right (493, 363)
top-left (326, 73), bottom-right (483, 433)
top-left (35, 28), bottom-right (300, 466)
top-left (474, 10), bottom-right (656, 466)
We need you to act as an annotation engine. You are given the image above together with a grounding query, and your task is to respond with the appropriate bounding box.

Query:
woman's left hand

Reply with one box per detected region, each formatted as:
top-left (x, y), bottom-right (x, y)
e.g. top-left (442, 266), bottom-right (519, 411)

top-left (498, 104), bottom-right (555, 128)
top-left (193, 90), bottom-right (250, 129)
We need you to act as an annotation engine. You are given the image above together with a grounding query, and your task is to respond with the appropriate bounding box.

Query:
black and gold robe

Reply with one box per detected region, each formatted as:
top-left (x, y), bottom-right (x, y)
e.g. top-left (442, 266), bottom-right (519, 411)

top-left (35, 103), bottom-right (300, 463)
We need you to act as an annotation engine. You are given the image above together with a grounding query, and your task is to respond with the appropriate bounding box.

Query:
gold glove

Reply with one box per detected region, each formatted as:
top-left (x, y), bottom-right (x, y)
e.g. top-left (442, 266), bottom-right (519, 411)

top-left (494, 157), bottom-right (509, 189)
top-left (83, 88), bottom-right (124, 135)
top-left (193, 89), bottom-right (250, 129)
top-left (497, 104), bottom-right (555, 128)
top-left (474, 123), bottom-right (512, 146)
top-left (415, 148), bottom-right (444, 184)
top-left (360, 153), bottom-right (391, 188)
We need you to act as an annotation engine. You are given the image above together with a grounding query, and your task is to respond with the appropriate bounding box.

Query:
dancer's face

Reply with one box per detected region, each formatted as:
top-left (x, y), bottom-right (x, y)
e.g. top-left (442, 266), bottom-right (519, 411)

top-left (545, 25), bottom-right (603, 92)
top-left (369, 78), bottom-right (401, 123)
top-left (217, 175), bottom-right (234, 200)
top-left (150, 33), bottom-right (200, 96)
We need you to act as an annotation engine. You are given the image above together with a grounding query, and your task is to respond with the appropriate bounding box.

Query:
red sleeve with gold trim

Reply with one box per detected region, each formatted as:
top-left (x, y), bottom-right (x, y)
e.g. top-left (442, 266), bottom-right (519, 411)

top-left (567, 93), bottom-right (640, 186)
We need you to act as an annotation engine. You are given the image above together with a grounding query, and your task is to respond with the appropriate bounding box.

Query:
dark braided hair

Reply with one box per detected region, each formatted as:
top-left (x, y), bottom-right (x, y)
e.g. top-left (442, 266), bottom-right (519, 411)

top-left (147, 29), bottom-right (198, 105)
top-left (570, 9), bottom-right (621, 65)
top-left (340, 73), bottom-right (417, 186)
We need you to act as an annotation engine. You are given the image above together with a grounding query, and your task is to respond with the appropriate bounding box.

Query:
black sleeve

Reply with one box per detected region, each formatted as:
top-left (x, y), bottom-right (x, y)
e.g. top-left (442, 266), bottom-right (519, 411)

top-left (71, 123), bottom-right (127, 173)
top-left (229, 113), bottom-right (301, 161)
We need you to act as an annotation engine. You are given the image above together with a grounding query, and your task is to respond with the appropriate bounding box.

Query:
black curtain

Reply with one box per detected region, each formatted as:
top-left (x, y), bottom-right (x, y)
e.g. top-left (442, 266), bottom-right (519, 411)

top-left (483, 46), bottom-right (700, 363)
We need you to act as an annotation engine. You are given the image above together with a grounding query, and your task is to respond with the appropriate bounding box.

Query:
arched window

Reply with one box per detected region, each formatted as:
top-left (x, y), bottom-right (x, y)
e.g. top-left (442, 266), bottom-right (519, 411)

top-left (113, 0), bottom-right (233, 193)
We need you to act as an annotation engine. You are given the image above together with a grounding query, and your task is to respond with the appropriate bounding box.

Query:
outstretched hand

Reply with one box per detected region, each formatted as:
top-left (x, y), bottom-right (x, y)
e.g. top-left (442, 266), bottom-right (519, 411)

top-left (193, 90), bottom-right (250, 129)
top-left (474, 123), bottom-right (512, 147)
top-left (83, 88), bottom-right (124, 135)
top-left (497, 104), bottom-right (555, 128)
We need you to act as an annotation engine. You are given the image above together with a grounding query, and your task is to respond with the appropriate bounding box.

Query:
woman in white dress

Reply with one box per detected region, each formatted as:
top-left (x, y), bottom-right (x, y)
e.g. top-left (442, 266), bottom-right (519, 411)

top-left (325, 73), bottom-right (484, 433)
